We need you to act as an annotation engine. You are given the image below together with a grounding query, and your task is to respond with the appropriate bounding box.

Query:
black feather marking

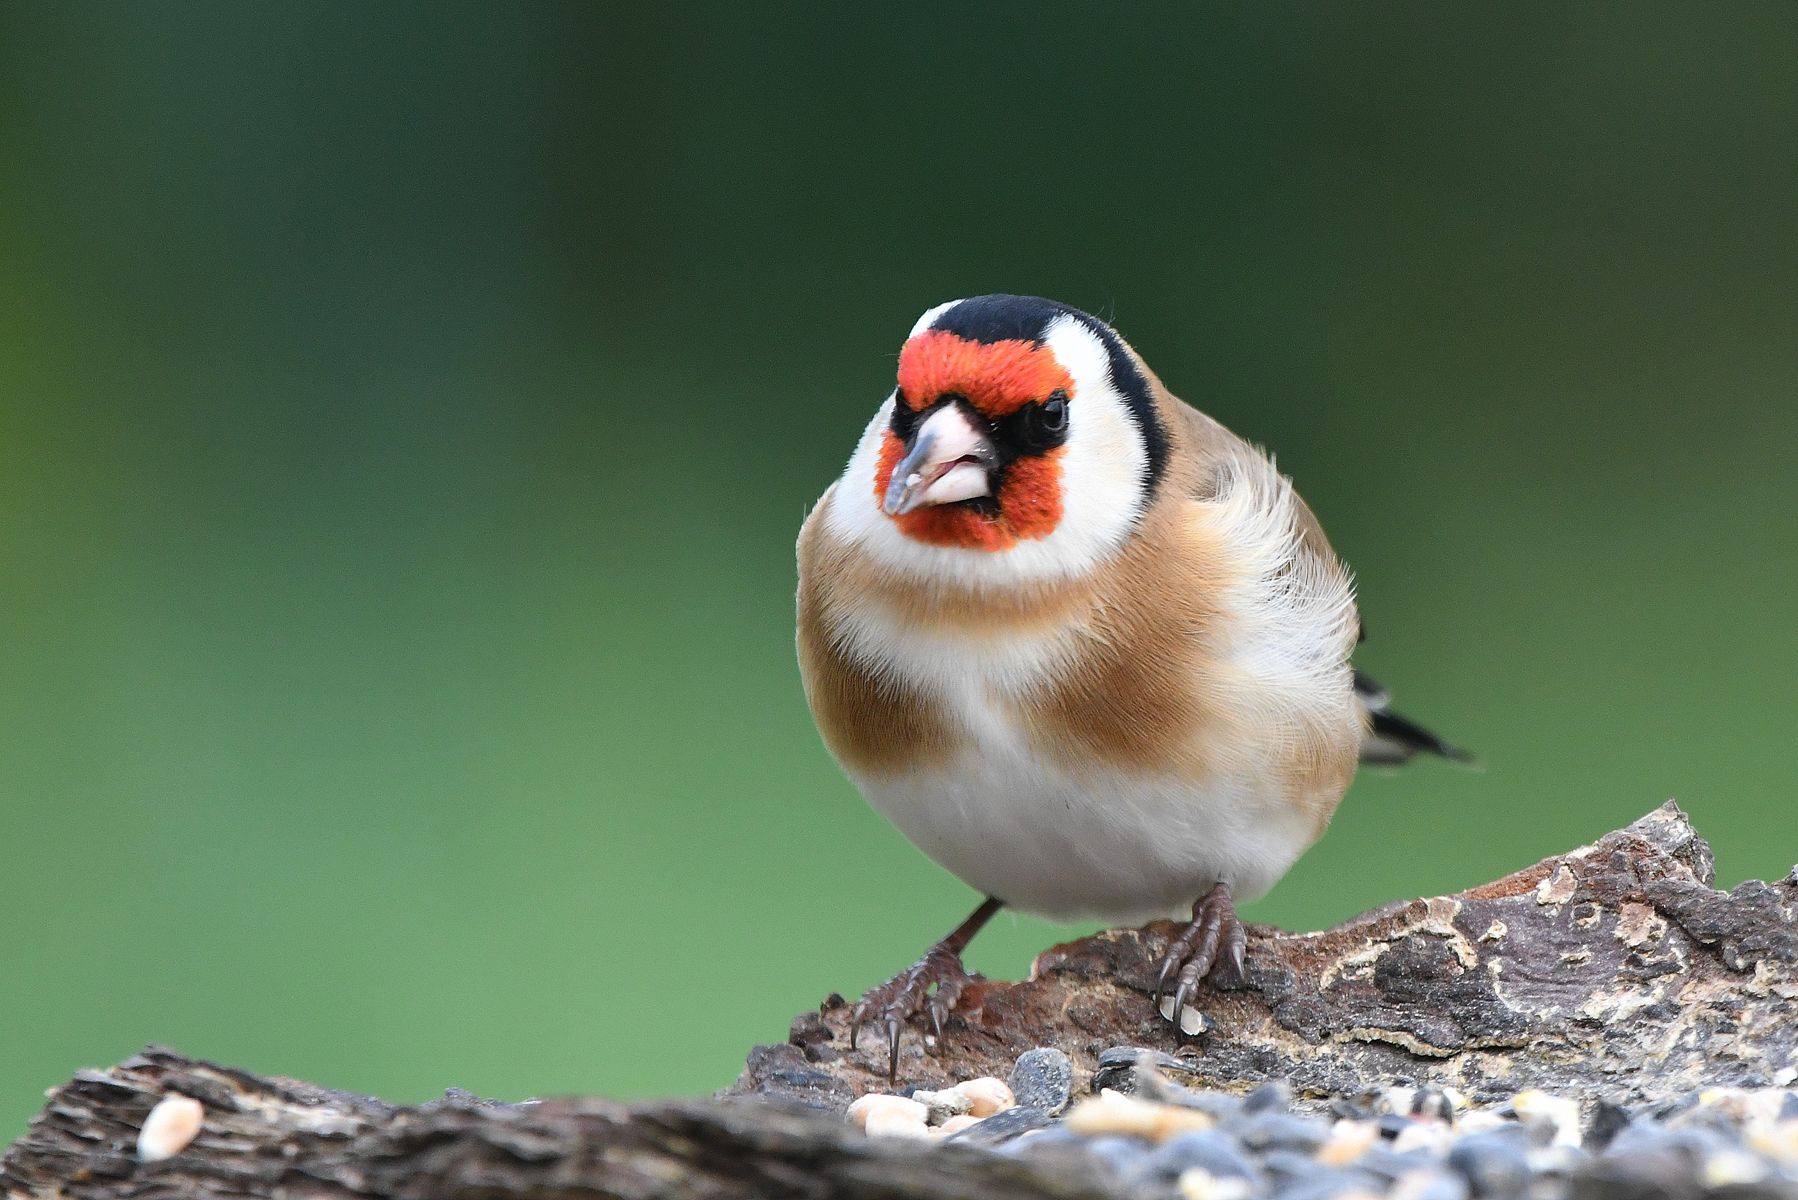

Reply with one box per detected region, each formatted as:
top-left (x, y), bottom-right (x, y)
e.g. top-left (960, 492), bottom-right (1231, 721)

top-left (1366, 708), bottom-right (1474, 764)
top-left (923, 295), bottom-right (1169, 501)
top-left (1355, 669), bottom-right (1472, 765)
top-left (1352, 667), bottom-right (1389, 709)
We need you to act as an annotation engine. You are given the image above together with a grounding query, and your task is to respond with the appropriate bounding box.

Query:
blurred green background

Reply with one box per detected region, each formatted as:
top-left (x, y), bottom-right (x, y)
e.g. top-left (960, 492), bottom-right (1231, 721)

top-left (3, 2), bottom-right (1795, 1140)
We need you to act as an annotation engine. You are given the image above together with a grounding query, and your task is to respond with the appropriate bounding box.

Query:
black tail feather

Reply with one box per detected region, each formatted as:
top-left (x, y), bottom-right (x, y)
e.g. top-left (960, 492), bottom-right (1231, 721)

top-left (1355, 669), bottom-right (1473, 765)
top-left (1364, 706), bottom-right (1474, 765)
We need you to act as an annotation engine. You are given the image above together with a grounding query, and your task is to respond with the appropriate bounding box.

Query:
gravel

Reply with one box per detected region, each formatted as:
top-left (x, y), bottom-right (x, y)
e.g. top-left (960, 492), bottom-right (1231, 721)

top-left (1009, 1047), bottom-right (1074, 1114)
top-left (944, 1104), bottom-right (1052, 1145)
top-left (848, 1045), bottom-right (1798, 1198)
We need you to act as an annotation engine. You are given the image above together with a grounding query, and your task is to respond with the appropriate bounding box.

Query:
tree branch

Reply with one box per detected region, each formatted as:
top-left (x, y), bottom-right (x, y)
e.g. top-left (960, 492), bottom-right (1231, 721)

top-left (6, 802), bottom-right (1794, 1199)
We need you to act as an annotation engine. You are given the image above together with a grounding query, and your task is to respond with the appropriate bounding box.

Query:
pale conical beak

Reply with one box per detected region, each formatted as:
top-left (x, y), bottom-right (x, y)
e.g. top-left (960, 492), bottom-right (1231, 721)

top-left (883, 403), bottom-right (998, 516)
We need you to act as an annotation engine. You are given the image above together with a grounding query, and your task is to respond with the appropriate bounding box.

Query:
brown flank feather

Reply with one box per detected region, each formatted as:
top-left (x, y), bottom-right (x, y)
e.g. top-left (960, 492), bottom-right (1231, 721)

top-left (796, 488), bottom-right (962, 777)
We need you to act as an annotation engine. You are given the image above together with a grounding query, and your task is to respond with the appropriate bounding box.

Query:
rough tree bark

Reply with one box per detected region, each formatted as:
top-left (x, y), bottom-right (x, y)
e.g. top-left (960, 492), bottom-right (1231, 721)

top-left (5, 802), bottom-right (1795, 1199)
top-left (0, 1047), bottom-right (1122, 1199)
top-left (738, 801), bottom-right (1798, 1110)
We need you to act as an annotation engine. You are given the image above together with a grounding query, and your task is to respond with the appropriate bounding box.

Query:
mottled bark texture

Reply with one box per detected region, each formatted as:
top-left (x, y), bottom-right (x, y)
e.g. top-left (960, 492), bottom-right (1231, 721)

top-left (5, 803), bottom-right (1794, 1200)
top-left (1, 1047), bottom-right (1122, 1200)
top-left (743, 802), bottom-right (1797, 1107)
top-left (744, 802), bottom-right (1798, 1115)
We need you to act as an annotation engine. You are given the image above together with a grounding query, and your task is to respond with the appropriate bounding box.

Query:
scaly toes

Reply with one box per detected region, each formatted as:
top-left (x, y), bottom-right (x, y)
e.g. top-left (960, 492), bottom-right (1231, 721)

top-left (1152, 934), bottom-right (1194, 1009)
top-left (924, 967), bottom-right (973, 1041)
top-left (1219, 915), bottom-right (1248, 987)
top-left (845, 949), bottom-right (978, 1086)
top-left (1154, 884), bottom-right (1245, 1032)
top-left (846, 949), bottom-right (979, 1081)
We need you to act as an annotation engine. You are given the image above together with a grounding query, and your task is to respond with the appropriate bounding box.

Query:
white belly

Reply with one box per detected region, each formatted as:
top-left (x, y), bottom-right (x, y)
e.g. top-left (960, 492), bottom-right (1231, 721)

top-left (822, 545), bottom-right (1345, 924)
top-left (851, 704), bottom-right (1320, 924)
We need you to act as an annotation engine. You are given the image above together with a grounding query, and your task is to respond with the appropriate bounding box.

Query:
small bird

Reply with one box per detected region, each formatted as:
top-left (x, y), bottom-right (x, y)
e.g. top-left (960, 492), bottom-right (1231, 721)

top-left (796, 295), bottom-right (1465, 1077)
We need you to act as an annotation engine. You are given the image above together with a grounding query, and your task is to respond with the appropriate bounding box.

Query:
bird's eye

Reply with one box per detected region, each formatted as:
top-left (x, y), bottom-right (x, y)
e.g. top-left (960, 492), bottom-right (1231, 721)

top-left (1021, 391), bottom-right (1070, 449)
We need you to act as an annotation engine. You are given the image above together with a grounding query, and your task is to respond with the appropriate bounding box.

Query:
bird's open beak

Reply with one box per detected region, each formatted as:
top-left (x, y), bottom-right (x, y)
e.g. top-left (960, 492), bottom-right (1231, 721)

top-left (883, 403), bottom-right (997, 516)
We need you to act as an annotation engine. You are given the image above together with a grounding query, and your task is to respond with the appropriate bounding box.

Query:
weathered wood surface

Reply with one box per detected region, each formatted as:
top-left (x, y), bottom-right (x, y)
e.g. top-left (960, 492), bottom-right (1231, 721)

top-left (739, 802), bottom-right (1798, 1108)
top-left (5, 802), bottom-right (1795, 1200)
top-left (0, 1047), bottom-right (1122, 1199)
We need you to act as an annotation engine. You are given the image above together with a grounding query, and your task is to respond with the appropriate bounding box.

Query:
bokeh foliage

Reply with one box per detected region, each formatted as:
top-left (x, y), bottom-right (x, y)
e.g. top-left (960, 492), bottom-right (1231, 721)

top-left (3, 3), bottom-right (1795, 1138)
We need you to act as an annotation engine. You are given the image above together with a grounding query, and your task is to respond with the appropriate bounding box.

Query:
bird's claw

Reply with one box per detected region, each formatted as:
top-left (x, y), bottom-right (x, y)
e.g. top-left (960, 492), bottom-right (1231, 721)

top-left (847, 946), bottom-right (980, 1082)
top-left (1150, 883), bottom-right (1247, 1033)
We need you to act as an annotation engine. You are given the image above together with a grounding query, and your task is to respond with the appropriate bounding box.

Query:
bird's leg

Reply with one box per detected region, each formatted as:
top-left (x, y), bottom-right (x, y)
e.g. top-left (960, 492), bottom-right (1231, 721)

top-left (1151, 882), bottom-right (1248, 1031)
top-left (848, 896), bottom-right (1002, 1082)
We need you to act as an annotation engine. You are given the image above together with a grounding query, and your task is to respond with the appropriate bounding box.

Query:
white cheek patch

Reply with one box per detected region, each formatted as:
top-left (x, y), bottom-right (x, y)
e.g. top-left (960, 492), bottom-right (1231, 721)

top-left (824, 316), bottom-right (1152, 587)
top-left (1041, 313), bottom-right (1150, 550)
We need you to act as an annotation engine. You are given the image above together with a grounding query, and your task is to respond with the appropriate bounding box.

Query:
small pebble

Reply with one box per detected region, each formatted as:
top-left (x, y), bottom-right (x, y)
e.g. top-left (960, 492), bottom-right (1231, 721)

top-left (1391, 1122), bottom-right (1452, 1156)
top-left (1748, 1119), bottom-right (1798, 1164)
top-left (1377, 1087), bottom-right (1419, 1117)
top-left (837, 1055), bottom-right (1798, 1195)
top-left (1317, 1119), bottom-right (1381, 1166)
top-left (1585, 1099), bottom-right (1633, 1150)
top-left (1099, 1053), bottom-right (1244, 1118)
top-left (1010, 1048), bottom-right (1074, 1114)
top-left (1603, 1116), bottom-right (1684, 1160)
top-left (909, 1087), bottom-right (971, 1125)
top-left (1356, 1147), bottom-right (1439, 1183)
top-left (1065, 1090), bottom-right (1216, 1142)
top-left (1244, 1081), bottom-right (1294, 1115)
top-left (1446, 1130), bottom-right (1532, 1197)
top-left (1509, 1089), bottom-right (1581, 1148)
top-left (1696, 1086), bottom-right (1792, 1132)
top-left (1523, 1144), bottom-right (1586, 1181)
top-left (1236, 1112), bottom-right (1330, 1153)
top-left (1701, 1148), bottom-right (1772, 1188)
top-left (863, 1109), bottom-right (932, 1139)
top-left (1592, 1143), bottom-right (1700, 1193)
top-left (1173, 1090), bottom-right (1251, 1121)
top-left (1179, 1168), bottom-right (1256, 1200)
top-left (1260, 1148), bottom-right (1328, 1184)
top-left (1094, 1046), bottom-right (1198, 1095)
top-left (955, 1076), bottom-right (1014, 1117)
top-left (1454, 1110), bottom-right (1509, 1136)
top-left (137, 1094), bottom-right (204, 1163)
top-left (946, 1104), bottom-right (1052, 1145)
top-left (1083, 1133), bottom-right (1152, 1176)
top-left (1000, 1124), bottom-right (1084, 1156)
top-left (1147, 1129), bottom-right (1261, 1182)
top-left (846, 1093), bottom-right (928, 1131)
top-left (1389, 1167), bottom-right (1472, 1200)
top-left (1653, 1090), bottom-right (1703, 1121)
top-left (1278, 1174), bottom-right (1386, 1200)
top-left (1643, 1123), bottom-right (1736, 1165)
top-left (1410, 1088), bottom-right (1465, 1123)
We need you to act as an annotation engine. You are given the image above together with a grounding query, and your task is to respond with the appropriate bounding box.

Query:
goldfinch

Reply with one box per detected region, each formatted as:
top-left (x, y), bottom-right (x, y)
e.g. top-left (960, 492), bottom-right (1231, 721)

top-left (797, 295), bottom-right (1465, 1077)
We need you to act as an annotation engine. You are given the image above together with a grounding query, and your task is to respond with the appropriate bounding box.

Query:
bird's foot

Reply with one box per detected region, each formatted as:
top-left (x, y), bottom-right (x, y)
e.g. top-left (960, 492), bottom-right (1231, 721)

top-left (848, 943), bottom-right (983, 1082)
top-left (842, 897), bottom-right (1002, 1081)
top-left (1151, 882), bottom-right (1247, 1033)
